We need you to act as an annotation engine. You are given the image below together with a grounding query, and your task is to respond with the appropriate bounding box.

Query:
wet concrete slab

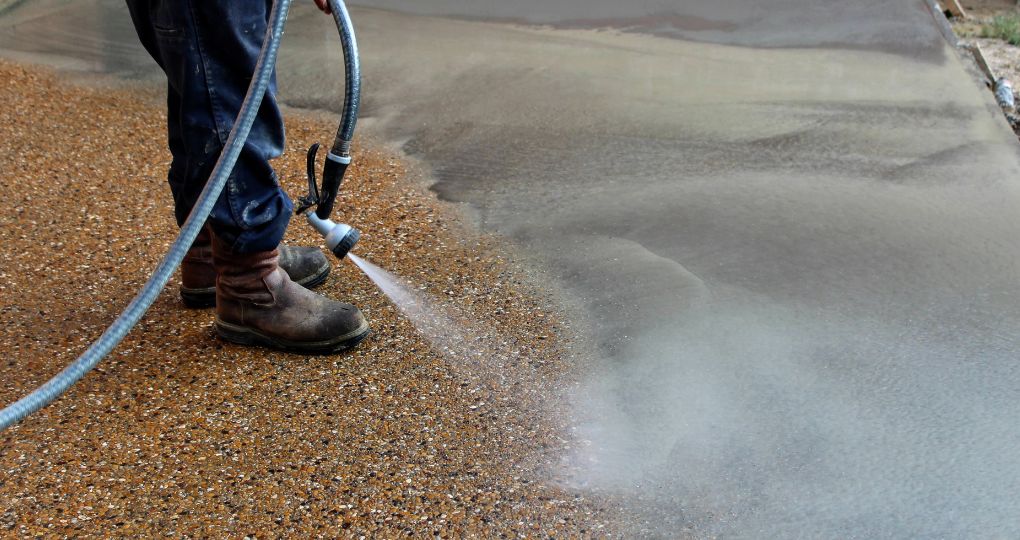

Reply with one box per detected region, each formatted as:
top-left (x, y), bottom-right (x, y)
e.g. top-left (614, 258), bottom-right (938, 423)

top-left (3, 0), bottom-right (1020, 536)
top-left (348, 0), bottom-right (949, 59)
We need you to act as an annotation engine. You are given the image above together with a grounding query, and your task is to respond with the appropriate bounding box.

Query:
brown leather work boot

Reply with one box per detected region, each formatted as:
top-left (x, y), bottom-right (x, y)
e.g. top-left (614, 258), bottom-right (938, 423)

top-left (180, 227), bottom-right (331, 308)
top-left (211, 234), bottom-right (370, 354)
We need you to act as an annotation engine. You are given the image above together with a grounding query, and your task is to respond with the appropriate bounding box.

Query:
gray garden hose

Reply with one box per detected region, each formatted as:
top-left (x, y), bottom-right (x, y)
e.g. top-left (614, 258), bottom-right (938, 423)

top-left (0, 0), bottom-right (307, 430)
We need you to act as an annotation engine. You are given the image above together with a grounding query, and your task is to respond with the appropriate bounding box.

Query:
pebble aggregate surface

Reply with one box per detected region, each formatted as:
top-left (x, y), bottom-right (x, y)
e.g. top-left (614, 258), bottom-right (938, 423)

top-left (0, 60), bottom-right (612, 537)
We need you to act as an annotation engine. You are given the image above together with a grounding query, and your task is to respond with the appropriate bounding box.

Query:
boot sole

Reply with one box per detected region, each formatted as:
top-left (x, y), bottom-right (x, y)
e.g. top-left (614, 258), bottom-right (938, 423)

top-left (214, 318), bottom-right (371, 355)
top-left (181, 261), bottom-right (332, 309)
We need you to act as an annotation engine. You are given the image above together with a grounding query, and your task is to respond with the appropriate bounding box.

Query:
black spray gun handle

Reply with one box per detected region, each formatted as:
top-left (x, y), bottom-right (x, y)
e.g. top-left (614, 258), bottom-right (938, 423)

top-left (297, 142), bottom-right (350, 218)
top-left (315, 146), bottom-right (351, 219)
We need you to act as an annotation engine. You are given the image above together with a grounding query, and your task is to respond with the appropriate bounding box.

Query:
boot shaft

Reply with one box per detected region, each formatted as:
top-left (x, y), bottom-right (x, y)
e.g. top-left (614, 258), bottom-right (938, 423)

top-left (211, 233), bottom-right (280, 305)
top-left (180, 226), bottom-right (216, 290)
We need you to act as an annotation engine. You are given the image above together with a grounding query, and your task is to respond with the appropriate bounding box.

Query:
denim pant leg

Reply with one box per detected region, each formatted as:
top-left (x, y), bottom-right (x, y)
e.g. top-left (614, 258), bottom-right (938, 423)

top-left (126, 0), bottom-right (291, 254)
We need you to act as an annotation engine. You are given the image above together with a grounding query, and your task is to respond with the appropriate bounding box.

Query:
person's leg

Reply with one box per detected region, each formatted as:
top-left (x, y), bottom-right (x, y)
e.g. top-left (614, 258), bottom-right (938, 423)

top-left (126, 0), bottom-right (370, 350)
top-left (127, 0), bottom-right (290, 250)
top-left (125, 0), bottom-right (189, 220)
top-left (126, 0), bottom-right (332, 308)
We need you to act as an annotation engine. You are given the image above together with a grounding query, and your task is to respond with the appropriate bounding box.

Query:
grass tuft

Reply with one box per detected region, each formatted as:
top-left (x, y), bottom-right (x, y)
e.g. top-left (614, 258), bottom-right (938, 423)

top-left (981, 14), bottom-right (1020, 46)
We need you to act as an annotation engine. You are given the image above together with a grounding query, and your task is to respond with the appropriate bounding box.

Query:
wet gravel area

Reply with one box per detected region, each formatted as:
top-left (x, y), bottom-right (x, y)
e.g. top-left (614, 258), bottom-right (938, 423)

top-left (0, 60), bottom-right (613, 537)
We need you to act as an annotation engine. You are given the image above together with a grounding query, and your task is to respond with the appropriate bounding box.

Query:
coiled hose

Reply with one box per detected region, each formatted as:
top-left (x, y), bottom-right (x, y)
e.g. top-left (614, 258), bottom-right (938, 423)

top-left (0, 0), bottom-right (310, 431)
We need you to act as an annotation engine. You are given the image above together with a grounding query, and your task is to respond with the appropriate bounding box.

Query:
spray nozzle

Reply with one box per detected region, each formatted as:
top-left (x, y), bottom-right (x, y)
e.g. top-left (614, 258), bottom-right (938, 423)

top-left (298, 142), bottom-right (360, 260)
top-left (307, 211), bottom-right (360, 260)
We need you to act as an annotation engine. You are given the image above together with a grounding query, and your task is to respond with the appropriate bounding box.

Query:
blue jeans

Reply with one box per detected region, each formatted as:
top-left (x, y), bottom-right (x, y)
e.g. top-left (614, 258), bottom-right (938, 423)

top-left (126, 0), bottom-right (292, 254)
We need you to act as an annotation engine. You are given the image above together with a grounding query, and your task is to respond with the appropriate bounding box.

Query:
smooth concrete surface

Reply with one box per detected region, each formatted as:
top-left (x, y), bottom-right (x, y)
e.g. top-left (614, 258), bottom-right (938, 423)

top-left (352, 0), bottom-right (950, 58)
top-left (3, 0), bottom-right (1020, 536)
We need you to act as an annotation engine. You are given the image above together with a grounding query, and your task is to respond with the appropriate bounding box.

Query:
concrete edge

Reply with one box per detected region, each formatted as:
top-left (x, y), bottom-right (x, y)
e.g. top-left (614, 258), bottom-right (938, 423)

top-left (926, 0), bottom-right (961, 48)
top-left (926, 1), bottom-right (999, 90)
top-left (927, 0), bottom-right (1020, 142)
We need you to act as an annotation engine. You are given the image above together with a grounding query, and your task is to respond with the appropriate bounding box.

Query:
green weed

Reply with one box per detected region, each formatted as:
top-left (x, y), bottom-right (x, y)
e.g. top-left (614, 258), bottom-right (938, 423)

top-left (981, 14), bottom-right (1020, 46)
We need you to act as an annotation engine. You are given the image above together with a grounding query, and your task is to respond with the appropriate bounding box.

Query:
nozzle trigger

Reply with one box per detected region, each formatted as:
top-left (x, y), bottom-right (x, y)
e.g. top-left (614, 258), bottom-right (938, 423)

top-left (296, 142), bottom-right (321, 215)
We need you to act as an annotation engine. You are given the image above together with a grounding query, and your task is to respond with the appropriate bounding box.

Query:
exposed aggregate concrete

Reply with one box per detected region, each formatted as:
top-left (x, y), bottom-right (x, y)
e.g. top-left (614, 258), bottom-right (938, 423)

top-left (0, 60), bottom-right (613, 537)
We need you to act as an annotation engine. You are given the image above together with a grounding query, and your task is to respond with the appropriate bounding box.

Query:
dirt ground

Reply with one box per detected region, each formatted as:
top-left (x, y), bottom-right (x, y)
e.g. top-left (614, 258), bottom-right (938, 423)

top-left (0, 60), bottom-right (614, 537)
top-left (954, 0), bottom-right (1019, 70)
top-left (950, 0), bottom-right (1020, 135)
top-left (954, 0), bottom-right (1020, 76)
